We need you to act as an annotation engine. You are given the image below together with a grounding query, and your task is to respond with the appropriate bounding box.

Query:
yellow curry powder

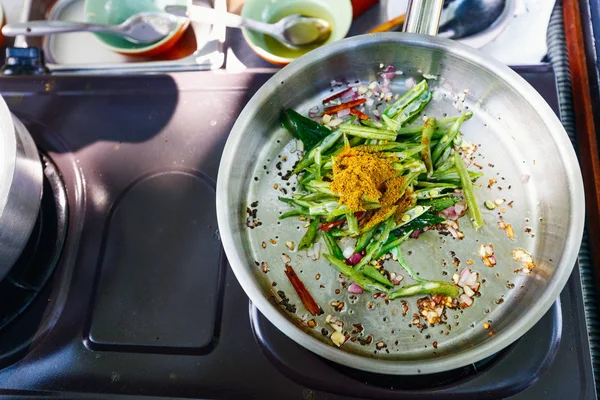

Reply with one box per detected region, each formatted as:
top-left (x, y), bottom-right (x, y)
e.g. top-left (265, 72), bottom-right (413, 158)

top-left (330, 147), bottom-right (415, 228)
top-left (330, 148), bottom-right (396, 212)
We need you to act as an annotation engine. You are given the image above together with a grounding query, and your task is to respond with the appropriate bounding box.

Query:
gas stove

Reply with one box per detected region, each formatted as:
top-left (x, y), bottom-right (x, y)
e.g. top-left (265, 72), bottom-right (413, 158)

top-left (0, 65), bottom-right (594, 399)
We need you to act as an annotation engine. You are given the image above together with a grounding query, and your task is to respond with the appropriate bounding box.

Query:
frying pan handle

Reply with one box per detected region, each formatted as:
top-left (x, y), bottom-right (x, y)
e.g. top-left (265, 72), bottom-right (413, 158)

top-left (402, 0), bottom-right (443, 36)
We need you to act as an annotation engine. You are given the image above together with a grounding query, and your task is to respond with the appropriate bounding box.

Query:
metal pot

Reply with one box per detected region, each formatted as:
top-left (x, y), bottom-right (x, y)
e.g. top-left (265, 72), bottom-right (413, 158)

top-left (216, 0), bottom-right (584, 374)
top-left (0, 95), bottom-right (43, 279)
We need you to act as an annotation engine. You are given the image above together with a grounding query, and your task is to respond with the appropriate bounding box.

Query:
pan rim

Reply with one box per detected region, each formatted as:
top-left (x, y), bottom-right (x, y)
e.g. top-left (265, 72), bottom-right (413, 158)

top-left (216, 32), bottom-right (585, 375)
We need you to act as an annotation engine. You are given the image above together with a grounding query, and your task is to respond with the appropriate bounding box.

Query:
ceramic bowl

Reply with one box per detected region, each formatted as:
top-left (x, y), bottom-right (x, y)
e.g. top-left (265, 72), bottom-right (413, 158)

top-left (84, 0), bottom-right (190, 57)
top-left (241, 0), bottom-right (352, 66)
top-left (0, 4), bottom-right (5, 47)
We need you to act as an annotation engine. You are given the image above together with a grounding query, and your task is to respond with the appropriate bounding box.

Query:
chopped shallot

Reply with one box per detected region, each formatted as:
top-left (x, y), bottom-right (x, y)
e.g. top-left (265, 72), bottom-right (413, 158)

top-left (459, 294), bottom-right (474, 307)
top-left (348, 282), bottom-right (364, 294)
top-left (337, 108), bottom-right (351, 118)
top-left (479, 244), bottom-right (496, 267)
top-left (347, 252), bottom-right (364, 266)
top-left (380, 65), bottom-right (396, 79)
top-left (342, 246), bottom-right (354, 259)
top-left (308, 106), bottom-right (321, 118)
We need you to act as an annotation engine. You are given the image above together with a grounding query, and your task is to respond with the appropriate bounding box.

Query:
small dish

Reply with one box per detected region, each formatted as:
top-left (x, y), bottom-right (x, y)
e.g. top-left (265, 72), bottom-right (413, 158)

top-left (0, 3), bottom-right (5, 47)
top-left (84, 0), bottom-right (190, 57)
top-left (241, 0), bottom-right (352, 66)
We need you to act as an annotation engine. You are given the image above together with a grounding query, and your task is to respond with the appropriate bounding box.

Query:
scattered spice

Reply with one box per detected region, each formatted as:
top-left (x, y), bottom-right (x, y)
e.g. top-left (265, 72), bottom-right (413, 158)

top-left (261, 261), bottom-right (269, 273)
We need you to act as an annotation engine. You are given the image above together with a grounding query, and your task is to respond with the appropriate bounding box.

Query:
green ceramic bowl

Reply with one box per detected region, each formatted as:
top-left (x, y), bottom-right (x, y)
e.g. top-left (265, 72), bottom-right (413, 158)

top-left (84, 0), bottom-right (189, 57)
top-left (241, 0), bottom-right (353, 66)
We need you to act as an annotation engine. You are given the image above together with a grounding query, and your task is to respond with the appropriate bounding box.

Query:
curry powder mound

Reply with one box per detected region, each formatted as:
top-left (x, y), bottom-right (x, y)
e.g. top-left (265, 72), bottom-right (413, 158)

top-left (330, 148), bottom-right (397, 212)
top-left (330, 147), bottom-right (415, 228)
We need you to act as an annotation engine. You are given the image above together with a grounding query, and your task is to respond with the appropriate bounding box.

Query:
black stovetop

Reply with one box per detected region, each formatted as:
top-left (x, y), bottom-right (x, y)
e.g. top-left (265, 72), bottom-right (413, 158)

top-left (0, 65), bottom-right (595, 399)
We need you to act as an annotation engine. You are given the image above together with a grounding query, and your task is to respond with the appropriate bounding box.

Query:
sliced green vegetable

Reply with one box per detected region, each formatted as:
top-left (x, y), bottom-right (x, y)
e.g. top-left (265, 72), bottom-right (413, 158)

top-left (387, 145), bottom-right (425, 161)
top-left (279, 209), bottom-right (307, 219)
top-left (293, 129), bottom-right (343, 174)
top-left (421, 117), bottom-right (436, 177)
top-left (418, 196), bottom-right (462, 213)
top-left (374, 233), bottom-right (409, 260)
top-left (395, 111), bottom-right (473, 135)
top-left (388, 281), bottom-right (460, 299)
top-left (323, 253), bottom-right (390, 293)
top-left (384, 79), bottom-right (428, 118)
top-left (362, 265), bottom-right (394, 287)
top-left (391, 212), bottom-right (444, 238)
top-left (323, 231), bottom-right (345, 260)
top-left (281, 109), bottom-right (330, 151)
top-left (355, 217), bottom-right (395, 271)
top-left (395, 248), bottom-right (424, 281)
top-left (355, 226), bottom-right (378, 252)
top-left (382, 114), bottom-right (400, 132)
top-left (339, 125), bottom-right (397, 141)
top-left (346, 212), bottom-right (359, 236)
top-left (298, 218), bottom-right (320, 250)
top-left (432, 112), bottom-right (467, 164)
top-left (360, 119), bottom-right (385, 129)
top-left (393, 91), bottom-right (432, 125)
top-left (454, 152), bottom-right (484, 230)
top-left (414, 185), bottom-right (457, 200)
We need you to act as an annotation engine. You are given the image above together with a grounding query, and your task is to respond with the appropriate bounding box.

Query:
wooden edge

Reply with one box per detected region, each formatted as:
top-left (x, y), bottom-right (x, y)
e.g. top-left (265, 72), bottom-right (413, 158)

top-left (563, 0), bottom-right (600, 280)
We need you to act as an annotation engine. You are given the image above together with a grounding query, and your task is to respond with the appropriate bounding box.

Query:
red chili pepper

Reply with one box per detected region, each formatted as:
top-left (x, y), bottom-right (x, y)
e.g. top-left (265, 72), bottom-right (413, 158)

top-left (284, 264), bottom-right (323, 316)
top-left (320, 218), bottom-right (346, 231)
top-left (324, 98), bottom-right (367, 115)
top-left (350, 108), bottom-right (370, 120)
top-left (322, 88), bottom-right (353, 104)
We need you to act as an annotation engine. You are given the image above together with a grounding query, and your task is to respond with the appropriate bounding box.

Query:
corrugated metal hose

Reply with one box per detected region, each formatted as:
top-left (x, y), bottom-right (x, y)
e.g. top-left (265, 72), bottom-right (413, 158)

top-left (546, 0), bottom-right (600, 387)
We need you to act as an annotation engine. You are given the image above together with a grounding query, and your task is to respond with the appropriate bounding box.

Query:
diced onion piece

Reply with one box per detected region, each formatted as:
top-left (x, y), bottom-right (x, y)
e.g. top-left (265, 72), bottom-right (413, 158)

top-left (463, 285), bottom-right (475, 298)
top-left (458, 267), bottom-right (471, 287)
top-left (347, 252), bottom-right (363, 266)
top-left (281, 253), bottom-right (291, 264)
top-left (343, 246), bottom-right (354, 259)
top-left (452, 273), bottom-right (460, 285)
top-left (330, 331), bottom-right (346, 347)
top-left (337, 108), bottom-right (351, 118)
top-left (459, 294), bottom-right (474, 307)
top-left (348, 282), bottom-right (364, 294)
top-left (328, 118), bottom-right (344, 128)
top-left (308, 106), bottom-right (320, 118)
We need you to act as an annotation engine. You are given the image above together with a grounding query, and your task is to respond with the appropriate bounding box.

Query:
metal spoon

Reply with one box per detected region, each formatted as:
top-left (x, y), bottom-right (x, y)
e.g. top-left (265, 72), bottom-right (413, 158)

top-left (0, 11), bottom-right (180, 44)
top-left (175, 5), bottom-right (331, 49)
top-left (437, 0), bottom-right (507, 39)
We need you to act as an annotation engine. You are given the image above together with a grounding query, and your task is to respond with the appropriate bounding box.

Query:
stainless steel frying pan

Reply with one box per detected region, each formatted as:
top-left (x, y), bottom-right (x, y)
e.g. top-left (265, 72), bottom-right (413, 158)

top-left (216, 0), bottom-right (584, 374)
top-left (0, 95), bottom-right (43, 279)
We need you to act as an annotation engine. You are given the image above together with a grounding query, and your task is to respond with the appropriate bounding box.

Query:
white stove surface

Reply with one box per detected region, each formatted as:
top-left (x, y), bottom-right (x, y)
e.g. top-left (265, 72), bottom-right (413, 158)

top-left (386, 0), bottom-right (555, 65)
